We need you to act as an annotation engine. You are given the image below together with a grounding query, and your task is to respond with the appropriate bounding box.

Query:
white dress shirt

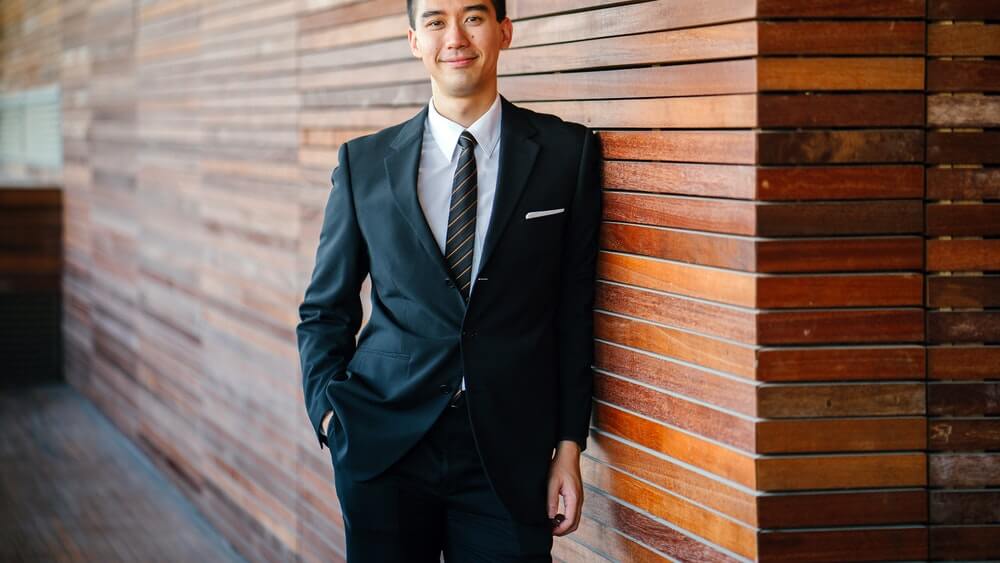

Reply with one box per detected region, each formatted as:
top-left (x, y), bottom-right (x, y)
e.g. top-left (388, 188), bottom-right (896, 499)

top-left (417, 93), bottom-right (502, 392)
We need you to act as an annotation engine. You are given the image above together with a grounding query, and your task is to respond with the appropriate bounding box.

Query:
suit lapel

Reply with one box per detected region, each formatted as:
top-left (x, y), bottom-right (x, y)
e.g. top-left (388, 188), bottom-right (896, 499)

top-left (477, 95), bottom-right (539, 278)
top-left (385, 104), bottom-right (454, 281)
top-left (383, 94), bottom-right (539, 290)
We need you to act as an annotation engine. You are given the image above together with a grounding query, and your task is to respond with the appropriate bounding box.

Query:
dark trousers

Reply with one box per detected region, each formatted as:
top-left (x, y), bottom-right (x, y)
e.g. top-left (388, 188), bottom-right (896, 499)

top-left (332, 391), bottom-right (554, 562)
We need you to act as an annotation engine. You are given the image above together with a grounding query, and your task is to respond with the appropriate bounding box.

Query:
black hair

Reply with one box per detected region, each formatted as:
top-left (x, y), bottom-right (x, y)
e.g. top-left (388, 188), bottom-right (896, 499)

top-left (407, 0), bottom-right (507, 29)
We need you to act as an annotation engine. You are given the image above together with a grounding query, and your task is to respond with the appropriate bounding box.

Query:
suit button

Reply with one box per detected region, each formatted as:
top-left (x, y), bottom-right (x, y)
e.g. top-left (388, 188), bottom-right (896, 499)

top-left (439, 384), bottom-right (450, 395)
top-left (445, 279), bottom-right (454, 287)
top-left (462, 329), bottom-right (476, 337)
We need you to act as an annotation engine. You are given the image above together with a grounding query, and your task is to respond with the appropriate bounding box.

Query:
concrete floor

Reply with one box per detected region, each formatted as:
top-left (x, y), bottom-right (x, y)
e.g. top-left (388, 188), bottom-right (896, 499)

top-left (0, 383), bottom-right (245, 562)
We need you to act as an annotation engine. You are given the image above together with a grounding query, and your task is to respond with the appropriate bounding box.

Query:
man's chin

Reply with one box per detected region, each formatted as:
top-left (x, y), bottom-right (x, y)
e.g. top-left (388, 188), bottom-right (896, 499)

top-left (434, 79), bottom-right (483, 98)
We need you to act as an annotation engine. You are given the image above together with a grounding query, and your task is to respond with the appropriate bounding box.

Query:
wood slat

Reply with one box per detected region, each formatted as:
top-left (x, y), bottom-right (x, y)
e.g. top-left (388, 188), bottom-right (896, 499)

top-left (758, 528), bottom-right (927, 563)
top-left (930, 453), bottom-right (1000, 487)
top-left (756, 453), bottom-right (926, 490)
top-left (757, 0), bottom-right (926, 18)
top-left (757, 489), bottom-right (927, 527)
top-left (926, 168), bottom-right (1000, 200)
top-left (757, 347), bottom-right (925, 383)
top-left (927, 60), bottom-right (1000, 92)
top-left (758, 382), bottom-right (925, 417)
top-left (758, 93), bottom-right (925, 128)
top-left (928, 23), bottom-right (1000, 56)
top-left (594, 340), bottom-right (757, 417)
top-left (928, 346), bottom-right (1000, 380)
top-left (758, 21), bottom-right (925, 54)
top-left (928, 0), bottom-right (1000, 19)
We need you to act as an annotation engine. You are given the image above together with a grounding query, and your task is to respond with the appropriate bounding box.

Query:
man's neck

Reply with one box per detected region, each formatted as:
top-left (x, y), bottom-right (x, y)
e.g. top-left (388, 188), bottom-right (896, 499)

top-left (430, 86), bottom-right (498, 128)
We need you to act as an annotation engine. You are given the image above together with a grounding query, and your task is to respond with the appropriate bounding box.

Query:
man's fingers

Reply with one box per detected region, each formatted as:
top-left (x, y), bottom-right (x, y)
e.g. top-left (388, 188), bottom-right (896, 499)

top-left (552, 490), bottom-right (578, 535)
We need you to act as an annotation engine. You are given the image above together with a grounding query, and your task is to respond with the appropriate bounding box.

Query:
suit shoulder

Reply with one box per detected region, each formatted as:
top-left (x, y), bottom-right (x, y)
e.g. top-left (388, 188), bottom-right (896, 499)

top-left (341, 121), bottom-right (404, 155)
top-left (515, 103), bottom-right (590, 139)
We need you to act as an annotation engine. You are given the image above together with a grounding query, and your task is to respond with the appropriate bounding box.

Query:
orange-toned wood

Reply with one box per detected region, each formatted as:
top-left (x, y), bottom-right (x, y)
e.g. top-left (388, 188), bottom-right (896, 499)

top-left (596, 311), bottom-right (757, 378)
top-left (594, 341), bottom-right (757, 417)
top-left (589, 417), bottom-right (757, 525)
top-left (584, 454), bottom-right (757, 559)
top-left (757, 57), bottom-right (924, 91)
top-left (597, 372), bottom-right (756, 451)
top-left (598, 251), bottom-right (757, 307)
top-left (756, 453), bottom-right (926, 490)
top-left (594, 402), bottom-right (756, 489)
top-left (756, 417), bottom-right (926, 453)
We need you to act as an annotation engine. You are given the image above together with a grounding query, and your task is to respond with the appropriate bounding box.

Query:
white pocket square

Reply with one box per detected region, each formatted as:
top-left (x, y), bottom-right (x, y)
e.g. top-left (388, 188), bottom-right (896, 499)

top-left (525, 208), bottom-right (565, 220)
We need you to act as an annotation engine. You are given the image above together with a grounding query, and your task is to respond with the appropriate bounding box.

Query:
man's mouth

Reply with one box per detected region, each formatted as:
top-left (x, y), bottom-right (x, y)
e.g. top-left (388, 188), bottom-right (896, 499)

top-left (442, 55), bottom-right (477, 67)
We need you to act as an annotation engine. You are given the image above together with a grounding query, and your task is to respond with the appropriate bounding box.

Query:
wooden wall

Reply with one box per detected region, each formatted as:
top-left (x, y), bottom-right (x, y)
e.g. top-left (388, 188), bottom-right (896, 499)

top-left (0, 0), bottom-right (994, 561)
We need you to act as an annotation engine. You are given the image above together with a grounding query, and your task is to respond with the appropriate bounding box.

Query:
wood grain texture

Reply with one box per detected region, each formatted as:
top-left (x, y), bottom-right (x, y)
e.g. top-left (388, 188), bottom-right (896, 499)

top-left (927, 17), bottom-right (1000, 550)
top-left (758, 527), bottom-right (927, 563)
top-left (757, 489), bottom-right (927, 527)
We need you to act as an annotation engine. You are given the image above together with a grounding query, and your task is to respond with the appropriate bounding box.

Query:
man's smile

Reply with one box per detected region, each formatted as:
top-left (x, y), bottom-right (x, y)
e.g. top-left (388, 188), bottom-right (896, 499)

top-left (442, 55), bottom-right (478, 67)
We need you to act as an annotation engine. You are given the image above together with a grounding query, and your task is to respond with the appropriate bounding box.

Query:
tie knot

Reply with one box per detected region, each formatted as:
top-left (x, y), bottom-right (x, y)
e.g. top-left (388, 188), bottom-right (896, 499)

top-left (458, 130), bottom-right (477, 150)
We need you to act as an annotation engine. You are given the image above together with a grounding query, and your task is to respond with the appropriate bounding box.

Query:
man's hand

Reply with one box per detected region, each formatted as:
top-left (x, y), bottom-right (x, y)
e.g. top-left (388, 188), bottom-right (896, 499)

top-left (321, 410), bottom-right (333, 436)
top-left (547, 440), bottom-right (583, 536)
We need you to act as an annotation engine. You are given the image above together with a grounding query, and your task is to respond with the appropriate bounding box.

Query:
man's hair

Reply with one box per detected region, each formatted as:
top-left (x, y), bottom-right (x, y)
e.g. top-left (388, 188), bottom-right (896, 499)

top-left (407, 1), bottom-right (507, 29)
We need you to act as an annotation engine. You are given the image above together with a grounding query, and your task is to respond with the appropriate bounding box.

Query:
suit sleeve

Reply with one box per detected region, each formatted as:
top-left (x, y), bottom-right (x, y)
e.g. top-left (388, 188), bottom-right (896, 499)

top-left (555, 128), bottom-right (602, 452)
top-left (297, 142), bottom-right (369, 450)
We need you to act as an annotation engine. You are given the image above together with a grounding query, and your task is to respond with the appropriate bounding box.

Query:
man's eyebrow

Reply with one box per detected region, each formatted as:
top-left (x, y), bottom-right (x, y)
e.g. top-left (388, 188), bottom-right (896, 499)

top-left (421, 4), bottom-right (490, 20)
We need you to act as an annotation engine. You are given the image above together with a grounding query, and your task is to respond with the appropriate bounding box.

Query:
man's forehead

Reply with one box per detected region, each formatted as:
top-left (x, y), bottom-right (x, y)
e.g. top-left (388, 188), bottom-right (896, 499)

top-left (418, 0), bottom-right (492, 18)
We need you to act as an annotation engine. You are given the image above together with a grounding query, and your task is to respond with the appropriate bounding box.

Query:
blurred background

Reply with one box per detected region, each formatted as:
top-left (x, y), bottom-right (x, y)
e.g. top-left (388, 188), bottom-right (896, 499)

top-left (1, 0), bottom-right (999, 562)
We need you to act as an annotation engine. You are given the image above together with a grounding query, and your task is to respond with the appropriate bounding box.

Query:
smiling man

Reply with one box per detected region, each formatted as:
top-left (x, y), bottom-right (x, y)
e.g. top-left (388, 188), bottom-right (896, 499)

top-left (296, 0), bottom-right (602, 560)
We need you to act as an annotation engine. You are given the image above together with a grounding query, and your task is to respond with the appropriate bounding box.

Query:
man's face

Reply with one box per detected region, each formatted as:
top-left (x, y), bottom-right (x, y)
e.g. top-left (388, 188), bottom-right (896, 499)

top-left (407, 1), bottom-right (512, 99)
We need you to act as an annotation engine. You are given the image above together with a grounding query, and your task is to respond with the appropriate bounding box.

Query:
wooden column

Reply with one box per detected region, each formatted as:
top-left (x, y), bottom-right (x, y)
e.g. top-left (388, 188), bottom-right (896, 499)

top-left (751, 2), bottom-right (928, 560)
top-left (926, 1), bottom-right (1000, 559)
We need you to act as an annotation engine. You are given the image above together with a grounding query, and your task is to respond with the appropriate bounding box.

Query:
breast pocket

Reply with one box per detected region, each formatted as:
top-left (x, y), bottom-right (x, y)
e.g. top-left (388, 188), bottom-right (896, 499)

top-left (519, 205), bottom-right (567, 254)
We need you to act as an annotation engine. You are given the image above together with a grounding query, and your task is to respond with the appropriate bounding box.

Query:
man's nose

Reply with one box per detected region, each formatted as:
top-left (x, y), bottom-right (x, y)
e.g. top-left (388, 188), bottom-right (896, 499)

top-left (443, 22), bottom-right (470, 49)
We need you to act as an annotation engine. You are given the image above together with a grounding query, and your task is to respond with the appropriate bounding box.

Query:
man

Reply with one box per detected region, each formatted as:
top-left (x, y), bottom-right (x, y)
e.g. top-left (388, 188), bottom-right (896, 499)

top-left (296, 0), bottom-right (601, 560)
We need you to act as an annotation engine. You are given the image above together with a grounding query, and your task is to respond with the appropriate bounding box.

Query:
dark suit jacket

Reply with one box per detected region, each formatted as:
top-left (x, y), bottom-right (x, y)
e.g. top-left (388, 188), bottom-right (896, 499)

top-left (297, 94), bottom-right (602, 525)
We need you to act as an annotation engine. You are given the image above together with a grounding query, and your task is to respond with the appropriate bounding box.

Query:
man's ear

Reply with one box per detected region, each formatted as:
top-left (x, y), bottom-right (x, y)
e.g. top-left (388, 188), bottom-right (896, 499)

top-left (499, 17), bottom-right (513, 50)
top-left (407, 28), bottom-right (421, 58)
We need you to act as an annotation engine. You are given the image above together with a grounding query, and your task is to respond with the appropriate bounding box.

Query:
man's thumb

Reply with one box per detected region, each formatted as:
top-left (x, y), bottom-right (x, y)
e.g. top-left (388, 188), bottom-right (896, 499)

top-left (547, 478), bottom-right (560, 518)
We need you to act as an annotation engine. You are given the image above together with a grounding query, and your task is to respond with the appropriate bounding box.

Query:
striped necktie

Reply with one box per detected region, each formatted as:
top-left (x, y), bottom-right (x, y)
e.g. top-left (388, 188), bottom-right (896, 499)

top-left (444, 130), bottom-right (478, 302)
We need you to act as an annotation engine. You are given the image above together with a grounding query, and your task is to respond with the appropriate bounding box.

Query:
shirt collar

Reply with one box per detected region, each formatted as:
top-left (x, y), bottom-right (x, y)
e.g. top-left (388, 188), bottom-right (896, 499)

top-left (426, 93), bottom-right (502, 161)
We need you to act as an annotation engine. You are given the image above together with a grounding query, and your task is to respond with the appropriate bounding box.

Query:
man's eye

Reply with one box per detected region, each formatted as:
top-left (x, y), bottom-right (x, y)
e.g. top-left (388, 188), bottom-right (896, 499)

top-left (467, 16), bottom-right (482, 23)
top-left (427, 20), bottom-right (442, 28)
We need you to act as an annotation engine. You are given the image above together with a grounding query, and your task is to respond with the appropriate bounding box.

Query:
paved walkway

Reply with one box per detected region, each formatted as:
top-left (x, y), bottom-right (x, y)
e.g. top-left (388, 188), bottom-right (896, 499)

top-left (0, 384), bottom-right (245, 562)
